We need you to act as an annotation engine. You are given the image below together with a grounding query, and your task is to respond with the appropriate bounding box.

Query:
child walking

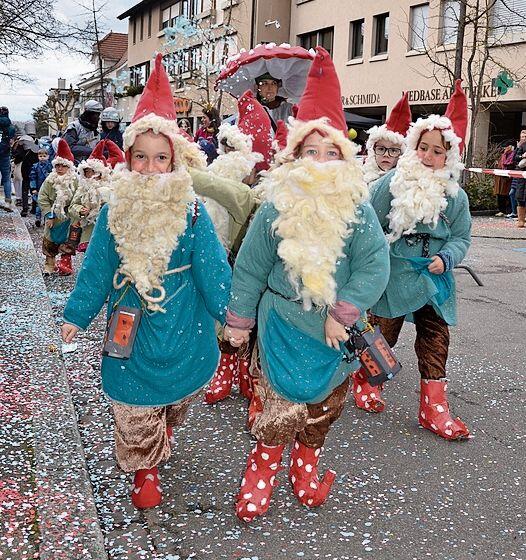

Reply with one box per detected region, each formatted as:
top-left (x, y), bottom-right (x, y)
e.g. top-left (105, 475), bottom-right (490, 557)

top-left (61, 54), bottom-right (231, 509)
top-left (368, 80), bottom-right (471, 440)
top-left (37, 139), bottom-right (78, 275)
top-left (29, 148), bottom-right (53, 227)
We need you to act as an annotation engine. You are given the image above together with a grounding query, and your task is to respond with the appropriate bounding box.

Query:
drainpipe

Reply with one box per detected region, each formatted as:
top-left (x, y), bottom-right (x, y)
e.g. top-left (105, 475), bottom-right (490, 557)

top-left (250, 0), bottom-right (257, 48)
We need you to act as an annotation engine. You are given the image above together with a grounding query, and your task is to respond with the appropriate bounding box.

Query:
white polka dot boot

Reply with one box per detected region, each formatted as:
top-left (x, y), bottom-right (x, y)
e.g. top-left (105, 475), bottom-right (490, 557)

top-left (352, 367), bottom-right (385, 413)
top-left (204, 352), bottom-right (238, 404)
top-left (289, 440), bottom-right (336, 508)
top-left (235, 442), bottom-right (285, 522)
top-left (131, 466), bottom-right (162, 509)
top-left (419, 379), bottom-right (470, 440)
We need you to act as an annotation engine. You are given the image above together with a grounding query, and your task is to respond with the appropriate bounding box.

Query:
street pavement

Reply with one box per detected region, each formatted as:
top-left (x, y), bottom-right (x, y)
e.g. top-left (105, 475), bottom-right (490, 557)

top-left (1, 210), bottom-right (525, 560)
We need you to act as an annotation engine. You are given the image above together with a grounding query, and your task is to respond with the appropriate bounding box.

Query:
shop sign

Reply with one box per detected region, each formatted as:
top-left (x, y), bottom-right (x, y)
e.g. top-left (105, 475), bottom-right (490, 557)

top-left (174, 97), bottom-right (192, 113)
top-left (407, 82), bottom-right (500, 103)
top-left (341, 93), bottom-right (381, 106)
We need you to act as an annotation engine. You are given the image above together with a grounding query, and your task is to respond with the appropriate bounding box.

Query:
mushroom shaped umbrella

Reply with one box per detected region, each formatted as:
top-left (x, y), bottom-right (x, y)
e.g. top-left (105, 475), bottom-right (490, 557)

top-left (215, 43), bottom-right (315, 103)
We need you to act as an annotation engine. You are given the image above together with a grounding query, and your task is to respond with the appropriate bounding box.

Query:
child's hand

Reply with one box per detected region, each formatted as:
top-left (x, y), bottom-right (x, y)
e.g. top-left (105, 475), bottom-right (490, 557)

top-left (46, 218), bottom-right (55, 228)
top-left (61, 323), bottom-right (79, 343)
top-left (223, 326), bottom-right (250, 347)
top-left (428, 255), bottom-right (445, 274)
top-left (324, 314), bottom-right (349, 350)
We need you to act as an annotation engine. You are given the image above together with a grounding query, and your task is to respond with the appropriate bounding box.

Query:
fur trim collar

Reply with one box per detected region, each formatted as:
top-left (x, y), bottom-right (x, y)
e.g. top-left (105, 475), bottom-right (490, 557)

top-left (47, 170), bottom-right (77, 218)
top-left (405, 115), bottom-right (464, 182)
top-left (261, 157), bottom-right (368, 310)
top-left (108, 167), bottom-right (196, 311)
top-left (78, 158), bottom-right (110, 179)
top-left (387, 150), bottom-right (460, 243)
top-left (366, 125), bottom-right (406, 152)
top-left (124, 113), bottom-right (207, 170)
top-left (52, 156), bottom-right (75, 170)
top-left (277, 117), bottom-right (358, 164)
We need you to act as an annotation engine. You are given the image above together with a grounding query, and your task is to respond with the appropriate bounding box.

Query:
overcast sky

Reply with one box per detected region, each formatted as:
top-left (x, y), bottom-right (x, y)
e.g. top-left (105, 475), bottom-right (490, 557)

top-left (0, 0), bottom-right (130, 122)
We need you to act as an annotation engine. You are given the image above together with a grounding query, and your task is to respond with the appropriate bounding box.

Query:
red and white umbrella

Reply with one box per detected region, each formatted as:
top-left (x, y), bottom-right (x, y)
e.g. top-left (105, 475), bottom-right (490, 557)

top-left (215, 43), bottom-right (315, 103)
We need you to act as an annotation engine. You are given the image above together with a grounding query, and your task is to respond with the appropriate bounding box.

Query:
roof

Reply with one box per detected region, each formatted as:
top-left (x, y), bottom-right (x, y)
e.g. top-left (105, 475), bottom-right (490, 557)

top-left (117, 0), bottom-right (157, 20)
top-left (95, 32), bottom-right (128, 60)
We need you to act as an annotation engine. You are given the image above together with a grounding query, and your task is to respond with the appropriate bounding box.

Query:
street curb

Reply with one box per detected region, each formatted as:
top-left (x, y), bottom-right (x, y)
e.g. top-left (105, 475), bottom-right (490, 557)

top-left (1, 210), bottom-right (108, 559)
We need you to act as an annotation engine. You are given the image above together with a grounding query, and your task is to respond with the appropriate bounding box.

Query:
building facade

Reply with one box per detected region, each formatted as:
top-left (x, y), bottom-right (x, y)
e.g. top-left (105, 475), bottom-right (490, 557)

top-left (290, 0), bottom-right (526, 159)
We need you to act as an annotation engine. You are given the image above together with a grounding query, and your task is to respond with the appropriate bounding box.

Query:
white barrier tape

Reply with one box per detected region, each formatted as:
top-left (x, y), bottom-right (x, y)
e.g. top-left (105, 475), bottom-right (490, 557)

top-left (466, 167), bottom-right (526, 178)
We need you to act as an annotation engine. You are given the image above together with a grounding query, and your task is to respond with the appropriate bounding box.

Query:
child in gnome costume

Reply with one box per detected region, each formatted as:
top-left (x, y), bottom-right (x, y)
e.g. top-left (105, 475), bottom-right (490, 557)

top-left (68, 139), bottom-right (125, 252)
top-left (368, 80), bottom-right (471, 441)
top-left (224, 47), bottom-right (390, 522)
top-left (61, 54), bottom-right (232, 509)
top-left (362, 92), bottom-right (412, 186)
top-left (37, 139), bottom-right (79, 275)
top-left (203, 89), bottom-right (273, 406)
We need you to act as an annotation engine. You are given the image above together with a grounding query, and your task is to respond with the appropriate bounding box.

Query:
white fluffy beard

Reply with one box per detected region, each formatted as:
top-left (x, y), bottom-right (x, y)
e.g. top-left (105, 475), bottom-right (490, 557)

top-left (207, 150), bottom-right (262, 182)
top-left (387, 149), bottom-right (460, 243)
top-left (262, 158), bottom-right (369, 310)
top-left (48, 170), bottom-right (76, 219)
top-left (108, 166), bottom-right (195, 312)
top-left (76, 175), bottom-right (111, 225)
top-left (362, 153), bottom-right (387, 185)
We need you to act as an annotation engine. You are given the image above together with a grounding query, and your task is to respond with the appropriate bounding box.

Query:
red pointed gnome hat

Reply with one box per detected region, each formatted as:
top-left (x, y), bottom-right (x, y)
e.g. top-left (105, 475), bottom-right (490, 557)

top-left (104, 140), bottom-right (126, 169)
top-left (445, 79), bottom-right (468, 153)
top-left (237, 90), bottom-right (273, 171)
top-left (122, 53), bottom-right (207, 169)
top-left (53, 138), bottom-right (75, 169)
top-left (366, 92), bottom-right (412, 151)
top-left (295, 47), bottom-right (347, 135)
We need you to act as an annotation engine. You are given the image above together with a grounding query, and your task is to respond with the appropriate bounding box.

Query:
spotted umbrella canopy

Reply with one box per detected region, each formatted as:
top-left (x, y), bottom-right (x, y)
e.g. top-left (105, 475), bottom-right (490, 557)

top-left (215, 43), bottom-right (315, 103)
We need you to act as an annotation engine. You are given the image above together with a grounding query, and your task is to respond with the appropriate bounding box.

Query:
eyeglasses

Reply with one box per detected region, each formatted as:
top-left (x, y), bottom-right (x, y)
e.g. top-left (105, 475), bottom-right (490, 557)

top-left (374, 145), bottom-right (402, 157)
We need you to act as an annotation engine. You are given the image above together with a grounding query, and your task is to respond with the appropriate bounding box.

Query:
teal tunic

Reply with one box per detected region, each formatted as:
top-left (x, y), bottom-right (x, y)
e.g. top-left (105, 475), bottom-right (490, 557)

top-left (369, 170), bottom-right (471, 326)
top-left (229, 201), bottom-right (390, 404)
top-left (63, 202), bottom-right (232, 407)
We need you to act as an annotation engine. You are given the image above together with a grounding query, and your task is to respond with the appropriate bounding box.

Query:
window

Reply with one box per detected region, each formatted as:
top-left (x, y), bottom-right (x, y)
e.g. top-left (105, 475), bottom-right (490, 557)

top-left (373, 13), bottom-right (389, 55)
top-left (148, 9), bottom-right (152, 37)
top-left (349, 19), bottom-right (364, 60)
top-left (161, 0), bottom-right (202, 29)
top-left (491, 0), bottom-right (526, 41)
top-left (140, 14), bottom-right (144, 41)
top-left (131, 62), bottom-right (151, 86)
top-left (132, 17), bottom-right (136, 44)
top-left (409, 3), bottom-right (429, 51)
top-left (441, 0), bottom-right (459, 44)
top-left (298, 26), bottom-right (334, 56)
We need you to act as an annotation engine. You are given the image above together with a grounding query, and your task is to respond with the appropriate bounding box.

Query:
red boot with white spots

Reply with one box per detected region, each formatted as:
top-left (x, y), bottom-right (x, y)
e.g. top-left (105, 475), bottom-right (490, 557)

top-left (205, 352), bottom-right (238, 404)
top-left (351, 367), bottom-right (385, 413)
top-left (236, 442), bottom-right (284, 522)
top-left (131, 466), bottom-right (162, 509)
top-left (56, 254), bottom-right (73, 276)
top-left (419, 379), bottom-right (470, 440)
top-left (289, 441), bottom-right (336, 508)
top-left (238, 357), bottom-right (253, 400)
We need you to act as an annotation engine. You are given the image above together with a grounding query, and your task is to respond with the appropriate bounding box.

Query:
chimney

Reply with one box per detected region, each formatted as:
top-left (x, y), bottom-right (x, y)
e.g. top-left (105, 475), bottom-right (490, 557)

top-left (58, 78), bottom-right (66, 90)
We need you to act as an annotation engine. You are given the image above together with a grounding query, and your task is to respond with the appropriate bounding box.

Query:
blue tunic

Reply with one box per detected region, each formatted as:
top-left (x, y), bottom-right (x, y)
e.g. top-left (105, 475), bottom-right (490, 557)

top-left (63, 202), bottom-right (232, 406)
top-left (369, 170), bottom-right (472, 326)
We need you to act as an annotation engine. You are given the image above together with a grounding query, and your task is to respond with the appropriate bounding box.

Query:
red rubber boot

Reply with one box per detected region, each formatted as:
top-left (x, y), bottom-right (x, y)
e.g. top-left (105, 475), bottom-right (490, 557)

top-left (419, 379), bottom-right (470, 440)
top-left (236, 442), bottom-right (284, 522)
top-left (351, 367), bottom-right (385, 413)
top-left (289, 441), bottom-right (336, 508)
top-left (131, 466), bottom-right (162, 509)
top-left (56, 254), bottom-right (73, 276)
top-left (246, 377), bottom-right (263, 430)
top-left (238, 357), bottom-right (253, 400)
top-left (205, 352), bottom-right (238, 404)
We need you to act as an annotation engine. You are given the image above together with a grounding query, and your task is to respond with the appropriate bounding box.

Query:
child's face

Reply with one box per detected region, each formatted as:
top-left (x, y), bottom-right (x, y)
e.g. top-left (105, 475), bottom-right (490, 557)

top-left (55, 163), bottom-right (69, 176)
top-left (416, 129), bottom-right (447, 170)
top-left (104, 121), bottom-right (116, 130)
top-left (130, 131), bottom-right (173, 174)
top-left (374, 140), bottom-right (402, 171)
top-left (38, 152), bottom-right (49, 162)
top-left (299, 131), bottom-right (343, 163)
top-left (84, 168), bottom-right (101, 180)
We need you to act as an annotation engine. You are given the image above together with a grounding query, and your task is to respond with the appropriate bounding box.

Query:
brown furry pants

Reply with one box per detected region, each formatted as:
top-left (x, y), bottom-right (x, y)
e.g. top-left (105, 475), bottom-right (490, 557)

top-left (42, 236), bottom-right (75, 258)
top-left (369, 305), bottom-right (449, 380)
top-left (112, 393), bottom-right (197, 472)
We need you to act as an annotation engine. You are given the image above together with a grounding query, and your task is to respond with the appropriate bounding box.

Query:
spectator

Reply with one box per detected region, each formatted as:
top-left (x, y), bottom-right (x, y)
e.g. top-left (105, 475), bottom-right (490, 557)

top-left (255, 73), bottom-right (295, 131)
top-left (12, 134), bottom-right (39, 217)
top-left (99, 107), bottom-right (123, 149)
top-left (29, 148), bottom-right (53, 226)
top-left (63, 99), bottom-right (102, 162)
top-left (493, 144), bottom-right (514, 216)
top-left (0, 107), bottom-right (16, 210)
top-left (508, 129), bottom-right (526, 219)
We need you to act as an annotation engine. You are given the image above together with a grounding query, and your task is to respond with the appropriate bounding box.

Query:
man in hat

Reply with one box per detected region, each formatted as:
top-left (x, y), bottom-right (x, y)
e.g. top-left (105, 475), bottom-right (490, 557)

top-left (225, 47), bottom-right (389, 522)
top-left (256, 73), bottom-right (295, 131)
top-left (63, 99), bottom-right (103, 162)
top-left (61, 54), bottom-right (231, 510)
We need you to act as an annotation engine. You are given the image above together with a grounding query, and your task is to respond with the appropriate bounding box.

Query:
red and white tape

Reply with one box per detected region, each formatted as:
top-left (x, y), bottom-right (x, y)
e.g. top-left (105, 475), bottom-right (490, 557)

top-left (467, 167), bottom-right (526, 179)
